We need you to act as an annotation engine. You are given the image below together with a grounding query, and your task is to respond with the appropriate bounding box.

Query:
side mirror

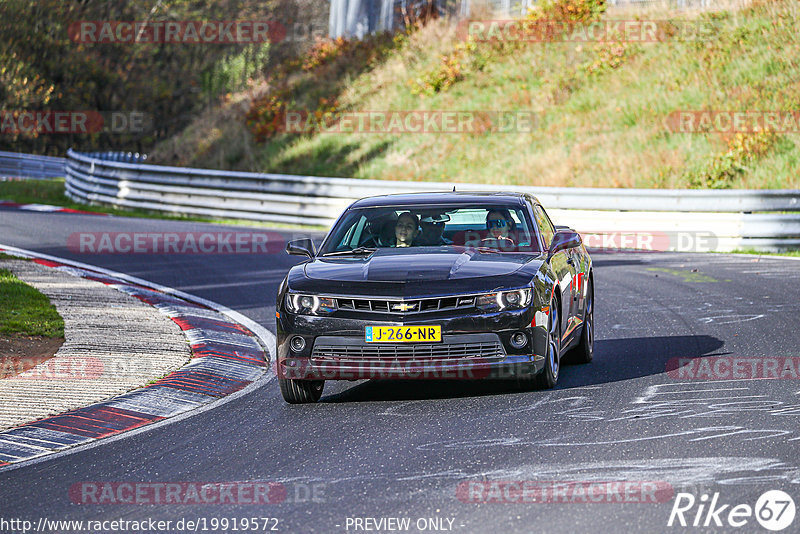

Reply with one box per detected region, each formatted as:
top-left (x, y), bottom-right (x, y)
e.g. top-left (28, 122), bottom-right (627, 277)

top-left (286, 238), bottom-right (315, 258)
top-left (548, 230), bottom-right (582, 260)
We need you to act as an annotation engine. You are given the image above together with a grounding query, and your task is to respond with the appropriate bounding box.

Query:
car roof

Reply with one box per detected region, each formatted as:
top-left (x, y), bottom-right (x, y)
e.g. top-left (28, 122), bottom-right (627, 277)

top-left (349, 191), bottom-right (537, 209)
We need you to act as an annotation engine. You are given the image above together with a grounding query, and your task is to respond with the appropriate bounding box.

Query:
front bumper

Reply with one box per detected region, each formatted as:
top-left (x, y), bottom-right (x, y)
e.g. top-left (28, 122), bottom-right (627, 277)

top-left (276, 308), bottom-right (547, 381)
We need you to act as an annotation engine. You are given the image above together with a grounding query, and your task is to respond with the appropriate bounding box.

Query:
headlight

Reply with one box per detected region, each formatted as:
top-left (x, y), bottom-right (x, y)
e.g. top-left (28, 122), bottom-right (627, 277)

top-left (476, 289), bottom-right (531, 311)
top-left (285, 294), bottom-right (337, 315)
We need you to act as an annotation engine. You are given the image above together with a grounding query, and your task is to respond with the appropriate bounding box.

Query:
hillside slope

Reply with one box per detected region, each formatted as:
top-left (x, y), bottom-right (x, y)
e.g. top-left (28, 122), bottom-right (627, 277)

top-left (151, 0), bottom-right (800, 189)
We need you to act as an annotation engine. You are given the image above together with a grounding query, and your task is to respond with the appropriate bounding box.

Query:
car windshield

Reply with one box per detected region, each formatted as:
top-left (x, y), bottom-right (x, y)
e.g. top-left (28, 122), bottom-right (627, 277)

top-left (320, 204), bottom-right (540, 255)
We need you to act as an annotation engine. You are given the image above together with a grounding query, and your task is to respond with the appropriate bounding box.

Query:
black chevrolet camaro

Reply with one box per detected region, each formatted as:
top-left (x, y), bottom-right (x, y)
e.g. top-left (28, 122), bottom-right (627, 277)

top-left (276, 192), bottom-right (593, 403)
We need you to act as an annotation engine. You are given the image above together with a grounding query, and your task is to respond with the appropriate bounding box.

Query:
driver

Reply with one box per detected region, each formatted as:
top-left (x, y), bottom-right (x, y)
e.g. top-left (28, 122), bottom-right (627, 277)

top-left (414, 212), bottom-right (452, 246)
top-left (394, 212), bottom-right (419, 247)
top-left (483, 208), bottom-right (516, 250)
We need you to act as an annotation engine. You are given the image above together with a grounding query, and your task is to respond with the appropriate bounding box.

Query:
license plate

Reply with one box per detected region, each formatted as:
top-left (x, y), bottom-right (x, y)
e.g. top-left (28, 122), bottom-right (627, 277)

top-left (365, 325), bottom-right (441, 343)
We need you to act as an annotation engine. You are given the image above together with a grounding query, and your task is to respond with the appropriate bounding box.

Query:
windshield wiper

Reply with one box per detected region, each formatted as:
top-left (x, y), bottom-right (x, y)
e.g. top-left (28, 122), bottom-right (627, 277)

top-left (473, 246), bottom-right (501, 254)
top-left (322, 246), bottom-right (377, 257)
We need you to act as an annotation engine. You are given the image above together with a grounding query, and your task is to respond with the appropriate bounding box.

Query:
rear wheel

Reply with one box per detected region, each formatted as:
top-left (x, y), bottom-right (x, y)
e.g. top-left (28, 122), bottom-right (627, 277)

top-left (570, 278), bottom-right (594, 364)
top-left (534, 301), bottom-right (561, 389)
top-left (279, 376), bottom-right (324, 404)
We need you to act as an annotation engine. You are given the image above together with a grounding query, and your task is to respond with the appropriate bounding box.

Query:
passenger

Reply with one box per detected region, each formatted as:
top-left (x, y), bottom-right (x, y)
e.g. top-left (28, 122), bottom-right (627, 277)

top-left (483, 208), bottom-right (516, 250)
top-left (414, 213), bottom-right (452, 246)
top-left (394, 212), bottom-right (419, 248)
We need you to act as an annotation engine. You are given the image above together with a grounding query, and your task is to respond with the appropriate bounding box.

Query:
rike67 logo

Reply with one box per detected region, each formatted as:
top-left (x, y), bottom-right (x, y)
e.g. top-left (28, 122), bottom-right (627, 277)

top-left (668, 490), bottom-right (796, 531)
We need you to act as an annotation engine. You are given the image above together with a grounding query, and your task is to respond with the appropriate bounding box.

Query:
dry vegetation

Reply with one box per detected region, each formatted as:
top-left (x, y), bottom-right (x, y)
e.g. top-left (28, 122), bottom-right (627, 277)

top-left (151, 0), bottom-right (800, 189)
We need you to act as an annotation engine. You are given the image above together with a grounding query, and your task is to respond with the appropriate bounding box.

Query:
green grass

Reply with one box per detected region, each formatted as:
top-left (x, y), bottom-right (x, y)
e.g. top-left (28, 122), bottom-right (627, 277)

top-left (0, 178), bottom-right (327, 230)
top-left (0, 253), bottom-right (27, 261)
top-left (152, 0), bottom-right (800, 190)
top-left (728, 249), bottom-right (800, 258)
top-left (0, 268), bottom-right (64, 338)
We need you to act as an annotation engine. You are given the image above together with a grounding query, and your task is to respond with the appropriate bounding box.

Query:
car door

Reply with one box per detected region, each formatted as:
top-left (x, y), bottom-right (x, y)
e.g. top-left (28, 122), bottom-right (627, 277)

top-left (534, 204), bottom-right (580, 338)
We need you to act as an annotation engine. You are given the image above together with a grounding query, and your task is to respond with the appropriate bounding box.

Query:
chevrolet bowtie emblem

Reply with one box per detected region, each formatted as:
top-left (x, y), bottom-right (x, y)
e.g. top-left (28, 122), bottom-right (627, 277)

top-left (392, 302), bottom-right (416, 312)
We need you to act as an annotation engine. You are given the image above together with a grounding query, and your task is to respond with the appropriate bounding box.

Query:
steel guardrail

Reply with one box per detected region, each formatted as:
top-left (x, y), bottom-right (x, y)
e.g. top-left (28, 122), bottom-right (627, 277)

top-left (0, 151), bottom-right (66, 180)
top-left (64, 149), bottom-right (800, 251)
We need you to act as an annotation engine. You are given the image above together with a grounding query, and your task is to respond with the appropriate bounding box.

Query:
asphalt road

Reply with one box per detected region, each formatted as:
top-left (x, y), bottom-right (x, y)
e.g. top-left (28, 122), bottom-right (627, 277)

top-left (1, 209), bottom-right (799, 533)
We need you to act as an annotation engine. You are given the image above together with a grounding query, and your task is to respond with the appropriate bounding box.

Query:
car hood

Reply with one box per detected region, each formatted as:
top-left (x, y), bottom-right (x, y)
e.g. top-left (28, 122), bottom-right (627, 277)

top-left (303, 247), bottom-right (538, 283)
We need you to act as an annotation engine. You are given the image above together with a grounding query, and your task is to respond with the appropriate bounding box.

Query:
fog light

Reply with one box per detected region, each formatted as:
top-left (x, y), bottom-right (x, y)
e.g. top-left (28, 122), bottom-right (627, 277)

top-left (510, 332), bottom-right (528, 349)
top-left (290, 336), bottom-right (306, 352)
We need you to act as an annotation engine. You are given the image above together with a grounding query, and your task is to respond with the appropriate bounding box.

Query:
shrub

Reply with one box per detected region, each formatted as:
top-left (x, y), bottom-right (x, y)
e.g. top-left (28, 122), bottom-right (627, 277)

top-left (302, 37), bottom-right (350, 71)
top-left (583, 42), bottom-right (635, 76)
top-left (688, 131), bottom-right (779, 188)
top-left (409, 0), bottom-right (608, 97)
top-left (528, 0), bottom-right (607, 23)
top-left (247, 30), bottom-right (405, 140)
top-left (246, 89), bottom-right (293, 142)
top-left (409, 39), bottom-right (479, 96)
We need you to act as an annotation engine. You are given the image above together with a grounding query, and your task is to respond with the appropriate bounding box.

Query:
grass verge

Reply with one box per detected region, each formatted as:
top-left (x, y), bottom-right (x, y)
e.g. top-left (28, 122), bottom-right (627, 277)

top-left (0, 268), bottom-right (64, 338)
top-left (727, 249), bottom-right (800, 258)
top-left (153, 0), bottom-right (800, 190)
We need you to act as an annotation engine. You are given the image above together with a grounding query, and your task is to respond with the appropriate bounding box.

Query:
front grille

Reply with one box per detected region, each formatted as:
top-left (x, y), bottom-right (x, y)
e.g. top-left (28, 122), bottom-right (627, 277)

top-left (310, 334), bottom-right (505, 365)
top-left (336, 295), bottom-right (476, 314)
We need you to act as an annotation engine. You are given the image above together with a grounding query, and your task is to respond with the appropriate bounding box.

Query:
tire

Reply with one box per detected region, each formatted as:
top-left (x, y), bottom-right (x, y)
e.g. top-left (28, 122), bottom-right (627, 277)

top-left (279, 376), bottom-right (324, 404)
top-left (570, 278), bottom-right (594, 364)
top-left (534, 299), bottom-right (561, 389)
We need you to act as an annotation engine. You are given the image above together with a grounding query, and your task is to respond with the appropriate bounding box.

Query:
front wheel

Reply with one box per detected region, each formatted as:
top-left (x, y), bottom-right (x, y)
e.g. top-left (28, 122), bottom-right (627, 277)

top-left (279, 376), bottom-right (324, 404)
top-left (534, 301), bottom-right (561, 389)
top-left (569, 278), bottom-right (594, 364)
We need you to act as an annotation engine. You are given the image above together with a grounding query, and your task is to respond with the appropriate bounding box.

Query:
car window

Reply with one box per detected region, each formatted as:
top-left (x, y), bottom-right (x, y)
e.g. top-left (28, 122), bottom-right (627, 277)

top-left (335, 214), bottom-right (366, 249)
top-left (320, 204), bottom-right (541, 254)
top-left (447, 208), bottom-right (523, 227)
top-left (534, 204), bottom-right (556, 249)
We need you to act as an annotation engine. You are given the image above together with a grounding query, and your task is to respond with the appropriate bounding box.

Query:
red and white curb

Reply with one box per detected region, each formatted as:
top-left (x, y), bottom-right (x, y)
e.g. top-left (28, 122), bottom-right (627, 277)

top-left (0, 200), bottom-right (106, 215)
top-left (0, 244), bottom-right (275, 470)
